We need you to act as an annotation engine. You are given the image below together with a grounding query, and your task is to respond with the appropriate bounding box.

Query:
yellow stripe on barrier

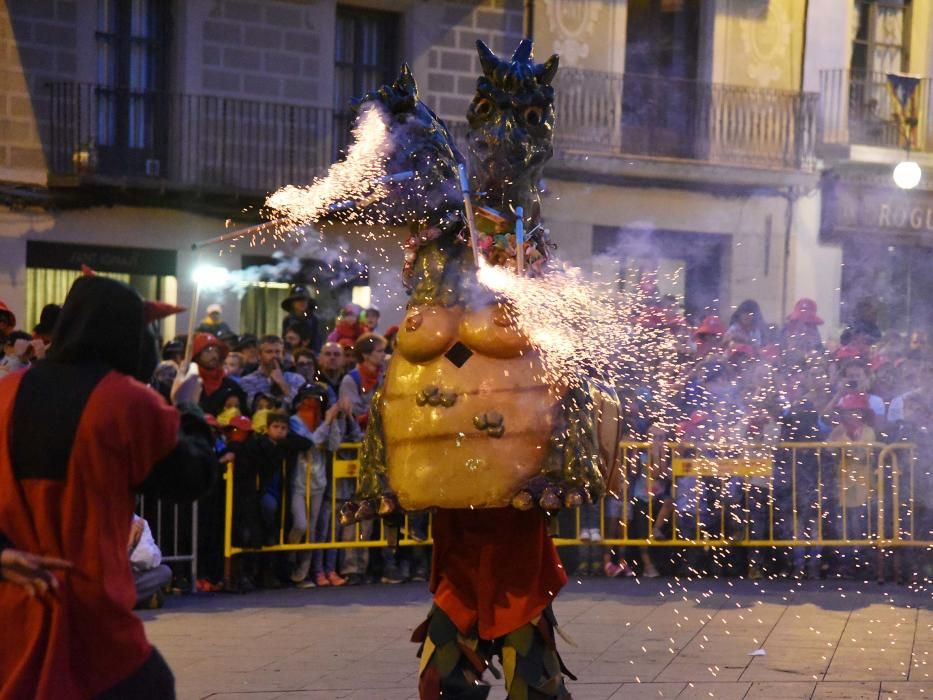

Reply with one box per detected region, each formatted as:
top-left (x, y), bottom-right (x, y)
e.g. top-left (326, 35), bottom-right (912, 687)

top-left (220, 440), bottom-right (932, 578)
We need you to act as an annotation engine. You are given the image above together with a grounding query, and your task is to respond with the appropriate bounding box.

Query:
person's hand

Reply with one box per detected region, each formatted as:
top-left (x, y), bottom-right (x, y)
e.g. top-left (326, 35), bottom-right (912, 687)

top-left (324, 404), bottom-right (340, 424)
top-left (0, 550), bottom-right (73, 597)
top-left (171, 362), bottom-right (202, 405)
top-left (337, 396), bottom-right (353, 415)
top-left (268, 361), bottom-right (289, 390)
top-left (29, 339), bottom-right (46, 361)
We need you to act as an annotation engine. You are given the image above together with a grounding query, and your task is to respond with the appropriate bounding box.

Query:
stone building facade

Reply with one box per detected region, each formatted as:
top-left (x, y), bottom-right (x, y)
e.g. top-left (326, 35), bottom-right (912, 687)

top-left (1, 0), bottom-right (932, 342)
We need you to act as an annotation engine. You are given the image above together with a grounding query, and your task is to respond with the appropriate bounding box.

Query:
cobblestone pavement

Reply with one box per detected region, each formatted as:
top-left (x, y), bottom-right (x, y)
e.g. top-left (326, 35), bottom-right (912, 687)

top-left (142, 577), bottom-right (931, 700)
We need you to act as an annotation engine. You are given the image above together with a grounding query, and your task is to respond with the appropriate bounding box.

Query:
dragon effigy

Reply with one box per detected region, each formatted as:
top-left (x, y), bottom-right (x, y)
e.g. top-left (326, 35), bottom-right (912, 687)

top-left (289, 38), bottom-right (617, 700)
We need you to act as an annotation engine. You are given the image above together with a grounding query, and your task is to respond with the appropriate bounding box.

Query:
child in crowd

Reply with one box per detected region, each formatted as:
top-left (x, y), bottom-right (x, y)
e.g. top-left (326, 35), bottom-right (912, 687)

top-left (327, 304), bottom-right (363, 345)
top-left (287, 383), bottom-right (361, 588)
top-left (827, 392), bottom-right (877, 579)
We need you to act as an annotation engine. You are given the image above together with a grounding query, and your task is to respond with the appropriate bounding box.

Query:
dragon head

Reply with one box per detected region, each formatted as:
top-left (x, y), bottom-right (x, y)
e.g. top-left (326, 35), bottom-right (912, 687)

top-left (466, 39), bottom-right (559, 216)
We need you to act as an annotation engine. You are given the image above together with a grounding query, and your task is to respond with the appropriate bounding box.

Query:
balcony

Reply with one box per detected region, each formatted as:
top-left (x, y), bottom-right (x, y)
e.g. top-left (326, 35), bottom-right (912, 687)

top-left (47, 76), bottom-right (817, 205)
top-left (548, 69), bottom-right (818, 172)
top-left (820, 69), bottom-right (933, 153)
top-left (47, 83), bottom-right (335, 199)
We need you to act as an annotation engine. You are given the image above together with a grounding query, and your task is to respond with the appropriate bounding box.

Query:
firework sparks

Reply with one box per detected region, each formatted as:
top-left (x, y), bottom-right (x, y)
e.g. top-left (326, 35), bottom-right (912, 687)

top-left (264, 104), bottom-right (392, 228)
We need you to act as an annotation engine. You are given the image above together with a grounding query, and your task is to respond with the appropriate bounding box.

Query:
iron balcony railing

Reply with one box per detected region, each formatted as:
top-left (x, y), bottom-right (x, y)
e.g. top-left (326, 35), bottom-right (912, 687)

top-left (47, 83), bottom-right (336, 196)
top-left (820, 68), bottom-right (933, 152)
top-left (550, 69), bottom-right (818, 170)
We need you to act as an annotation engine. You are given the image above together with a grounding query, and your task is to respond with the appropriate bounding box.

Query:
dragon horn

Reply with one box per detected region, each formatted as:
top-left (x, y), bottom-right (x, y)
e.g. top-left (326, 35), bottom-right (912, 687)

top-left (397, 63), bottom-right (418, 97)
top-left (536, 53), bottom-right (559, 85)
top-left (476, 40), bottom-right (500, 77)
top-left (511, 38), bottom-right (533, 63)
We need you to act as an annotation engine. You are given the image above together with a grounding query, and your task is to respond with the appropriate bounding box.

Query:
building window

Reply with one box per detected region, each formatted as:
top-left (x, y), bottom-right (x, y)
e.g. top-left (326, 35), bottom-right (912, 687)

top-left (847, 1), bottom-right (911, 147)
top-left (850, 0), bottom-right (911, 76)
top-left (95, 0), bottom-right (171, 175)
top-left (333, 5), bottom-right (400, 155)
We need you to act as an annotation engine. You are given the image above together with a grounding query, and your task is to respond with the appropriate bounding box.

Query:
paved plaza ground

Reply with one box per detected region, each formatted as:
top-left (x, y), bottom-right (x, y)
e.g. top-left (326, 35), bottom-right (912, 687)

top-left (143, 576), bottom-right (931, 700)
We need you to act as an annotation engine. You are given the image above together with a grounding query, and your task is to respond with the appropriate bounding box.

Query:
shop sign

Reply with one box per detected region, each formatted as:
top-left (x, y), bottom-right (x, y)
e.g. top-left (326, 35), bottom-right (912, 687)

top-left (26, 241), bottom-right (177, 276)
top-left (824, 181), bottom-right (933, 236)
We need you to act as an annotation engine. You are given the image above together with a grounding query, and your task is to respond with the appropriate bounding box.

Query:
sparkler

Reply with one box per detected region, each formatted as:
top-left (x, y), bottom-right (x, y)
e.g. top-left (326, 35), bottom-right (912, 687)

top-left (458, 163), bottom-right (481, 268)
top-left (515, 206), bottom-right (525, 276)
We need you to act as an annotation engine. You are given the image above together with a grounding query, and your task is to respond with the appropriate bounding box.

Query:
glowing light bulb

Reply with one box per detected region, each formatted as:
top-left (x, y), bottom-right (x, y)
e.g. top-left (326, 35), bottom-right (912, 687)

top-left (893, 160), bottom-right (921, 189)
top-left (193, 265), bottom-right (230, 290)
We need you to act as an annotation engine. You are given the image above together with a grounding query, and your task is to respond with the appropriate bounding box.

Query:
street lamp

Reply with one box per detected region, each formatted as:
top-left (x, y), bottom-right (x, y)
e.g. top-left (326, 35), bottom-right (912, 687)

top-left (893, 159), bottom-right (922, 189)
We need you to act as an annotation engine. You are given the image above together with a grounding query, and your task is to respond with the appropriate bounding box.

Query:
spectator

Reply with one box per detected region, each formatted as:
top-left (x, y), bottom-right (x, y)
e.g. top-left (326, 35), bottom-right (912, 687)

top-left (694, 315), bottom-right (725, 359)
top-left (338, 333), bottom-right (386, 584)
top-left (783, 298), bottom-right (824, 354)
top-left (292, 348), bottom-right (318, 384)
top-left (725, 299), bottom-right (767, 349)
top-left (0, 331), bottom-right (35, 378)
top-left (161, 339), bottom-right (184, 365)
top-left (222, 415), bottom-right (262, 592)
top-left (128, 514), bottom-right (172, 609)
top-left (239, 335), bottom-right (306, 408)
top-left (776, 360), bottom-right (832, 579)
top-left (31, 304), bottom-right (61, 347)
top-left (242, 411), bottom-right (312, 588)
top-left (339, 332), bottom-right (387, 430)
top-left (284, 321), bottom-right (313, 362)
top-left (840, 298), bottom-right (882, 350)
top-left (339, 337), bottom-right (356, 369)
top-left (195, 303), bottom-right (233, 337)
top-left (233, 334), bottom-right (260, 375)
top-left (827, 392), bottom-right (877, 580)
top-left (224, 351), bottom-right (245, 380)
top-left (0, 301), bottom-right (16, 343)
top-left (287, 383), bottom-right (359, 588)
top-left (191, 333), bottom-right (247, 417)
top-left (281, 285), bottom-right (319, 351)
top-left (821, 358), bottom-right (886, 430)
top-left (150, 360), bottom-right (178, 404)
top-left (361, 307), bottom-right (380, 332)
top-left (888, 359), bottom-right (933, 424)
top-left (327, 304), bottom-right (363, 346)
top-left (317, 341), bottom-right (346, 400)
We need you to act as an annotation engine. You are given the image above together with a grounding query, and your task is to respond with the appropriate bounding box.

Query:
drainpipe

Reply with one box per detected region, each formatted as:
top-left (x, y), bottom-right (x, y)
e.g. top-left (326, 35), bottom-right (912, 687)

top-left (780, 187), bottom-right (799, 321)
top-left (524, 0), bottom-right (535, 40)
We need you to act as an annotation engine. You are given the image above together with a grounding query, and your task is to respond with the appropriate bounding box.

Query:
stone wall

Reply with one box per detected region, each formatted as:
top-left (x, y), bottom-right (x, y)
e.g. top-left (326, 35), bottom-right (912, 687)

top-left (200, 0), bottom-right (326, 105)
top-left (417, 0), bottom-right (524, 122)
top-left (0, 0), bottom-right (77, 184)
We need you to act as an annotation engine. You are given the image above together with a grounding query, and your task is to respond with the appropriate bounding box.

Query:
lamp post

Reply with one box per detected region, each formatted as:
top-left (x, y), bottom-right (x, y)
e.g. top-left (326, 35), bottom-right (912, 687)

top-left (184, 264), bottom-right (230, 366)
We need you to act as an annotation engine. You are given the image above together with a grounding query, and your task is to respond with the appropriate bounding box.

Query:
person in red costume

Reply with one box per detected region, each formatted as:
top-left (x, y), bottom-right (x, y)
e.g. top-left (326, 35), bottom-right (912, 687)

top-left (0, 275), bottom-right (216, 699)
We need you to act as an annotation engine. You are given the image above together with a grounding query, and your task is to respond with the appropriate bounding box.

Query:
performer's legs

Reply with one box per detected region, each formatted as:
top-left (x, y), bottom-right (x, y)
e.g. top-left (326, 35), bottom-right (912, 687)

top-left (500, 606), bottom-right (574, 700)
top-left (413, 606), bottom-right (493, 700)
top-left (413, 605), bottom-right (575, 700)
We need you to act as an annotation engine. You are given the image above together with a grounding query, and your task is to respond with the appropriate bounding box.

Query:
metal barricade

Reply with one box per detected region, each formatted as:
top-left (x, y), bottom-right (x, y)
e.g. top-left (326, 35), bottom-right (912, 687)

top-left (137, 493), bottom-right (198, 592)
top-left (220, 440), bottom-right (931, 578)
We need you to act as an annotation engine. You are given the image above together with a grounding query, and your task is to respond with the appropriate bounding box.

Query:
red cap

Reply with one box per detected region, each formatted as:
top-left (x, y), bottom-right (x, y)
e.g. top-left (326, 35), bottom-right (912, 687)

top-left (192, 332), bottom-right (228, 361)
top-left (337, 337), bottom-right (354, 349)
top-left (838, 392), bottom-right (869, 411)
top-left (729, 343), bottom-right (757, 358)
top-left (834, 345), bottom-right (861, 361)
top-left (694, 315), bottom-right (725, 337)
top-left (224, 415), bottom-right (253, 433)
top-left (787, 298), bottom-right (823, 325)
top-left (0, 301), bottom-right (15, 328)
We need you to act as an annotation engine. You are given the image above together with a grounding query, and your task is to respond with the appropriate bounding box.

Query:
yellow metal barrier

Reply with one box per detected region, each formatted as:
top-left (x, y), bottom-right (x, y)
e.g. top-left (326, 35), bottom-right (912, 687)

top-left (221, 440), bottom-right (931, 576)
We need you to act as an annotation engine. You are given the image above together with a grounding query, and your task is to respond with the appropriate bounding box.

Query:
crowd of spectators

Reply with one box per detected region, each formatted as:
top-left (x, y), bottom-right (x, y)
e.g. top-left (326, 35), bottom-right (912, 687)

top-left (1, 284), bottom-right (930, 591)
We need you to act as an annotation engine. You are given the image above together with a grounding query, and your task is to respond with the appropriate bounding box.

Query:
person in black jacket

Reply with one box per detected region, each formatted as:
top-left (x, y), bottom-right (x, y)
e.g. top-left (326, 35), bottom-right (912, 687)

top-left (238, 411), bottom-right (312, 588)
